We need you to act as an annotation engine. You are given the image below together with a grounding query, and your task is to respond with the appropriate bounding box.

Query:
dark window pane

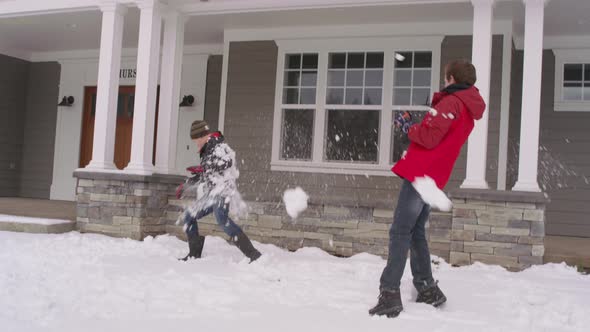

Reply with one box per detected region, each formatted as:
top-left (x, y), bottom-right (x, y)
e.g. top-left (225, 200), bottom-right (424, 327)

top-left (345, 88), bottom-right (363, 105)
top-left (326, 88), bottom-right (344, 104)
top-left (412, 88), bottom-right (431, 106)
top-left (286, 54), bottom-right (301, 69)
top-left (284, 71), bottom-right (300, 87)
top-left (328, 70), bottom-right (345, 86)
top-left (346, 70), bottom-right (364, 86)
top-left (347, 53), bottom-right (365, 69)
top-left (326, 109), bottom-right (379, 162)
top-left (117, 94), bottom-right (125, 116)
top-left (563, 83), bottom-right (582, 101)
top-left (329, 53), bottom-right (346, 69)
top-left (564, 64), bottom-right (583, 81)
top-left (90, 93), bottom-right (96, 116)
top-left (366, 52), bottom-right (384, 68)
top-left (394, 70), bottom-right (412, 86)
top-left (395, 52), bottom-right (413, 68)
top-left (301, 71), bottom-right (317, 87)
top-left (393, 88), bottom-right (411, 105)
top-left (414, 52), bottom-right (432, 68)
top-left (281, 109), bottom-right (314, 160)
top-left (302, 54), bottom-right (318, 69)
top-left (300, 88), bottom-right (316, 104)
top-left (283, 88), bottom-right (299, 104)
top-left (127, 94), bottom-right (134, 117)
top-left (364, 88), bottom-right (382, 105)
top-left (365, 70), bottom-right (383, 87)
top-left (392, 110), bottom-right (427, 162)
top-left (585, 64), bottom-right (590, 81)
top-left (413, 69), bottom-right (431, 87)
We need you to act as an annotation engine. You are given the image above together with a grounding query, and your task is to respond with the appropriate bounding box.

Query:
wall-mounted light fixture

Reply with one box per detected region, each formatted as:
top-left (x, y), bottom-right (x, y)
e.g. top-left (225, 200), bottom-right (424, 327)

top-left (179, 95), bottom-right (195, 107)
top-left (58, 96), bottom-right (75, 107)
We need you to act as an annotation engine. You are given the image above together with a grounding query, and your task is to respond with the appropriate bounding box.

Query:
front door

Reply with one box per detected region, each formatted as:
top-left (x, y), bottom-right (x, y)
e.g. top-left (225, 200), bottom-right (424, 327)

top-left (79, 86), bottom-right (159, 169)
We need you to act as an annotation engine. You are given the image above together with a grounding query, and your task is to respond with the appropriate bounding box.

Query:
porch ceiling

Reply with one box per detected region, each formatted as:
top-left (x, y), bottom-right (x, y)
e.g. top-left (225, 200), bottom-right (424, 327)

top-left (0, 0), bottom-right (588, 60)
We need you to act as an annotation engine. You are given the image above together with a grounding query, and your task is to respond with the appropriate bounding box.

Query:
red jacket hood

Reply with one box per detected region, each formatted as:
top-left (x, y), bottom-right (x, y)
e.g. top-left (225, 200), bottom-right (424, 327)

top-left (452, 86), bottom-right (485, 120)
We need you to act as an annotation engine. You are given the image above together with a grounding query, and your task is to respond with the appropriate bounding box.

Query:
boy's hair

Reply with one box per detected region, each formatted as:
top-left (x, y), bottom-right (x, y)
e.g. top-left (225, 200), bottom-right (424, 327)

top-left (445, 59), bottom-right (477, 85)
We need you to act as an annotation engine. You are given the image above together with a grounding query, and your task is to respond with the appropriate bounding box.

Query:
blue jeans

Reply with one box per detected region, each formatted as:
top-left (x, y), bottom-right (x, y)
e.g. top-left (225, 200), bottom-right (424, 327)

top-left (380, 180), bottom-right (435, 292)
top-left (183, 199), bottom-right (243, 239)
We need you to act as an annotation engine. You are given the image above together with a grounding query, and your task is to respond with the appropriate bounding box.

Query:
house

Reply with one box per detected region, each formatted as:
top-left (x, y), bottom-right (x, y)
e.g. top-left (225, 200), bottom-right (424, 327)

top-left (1, 0), bottom-right (589, 269)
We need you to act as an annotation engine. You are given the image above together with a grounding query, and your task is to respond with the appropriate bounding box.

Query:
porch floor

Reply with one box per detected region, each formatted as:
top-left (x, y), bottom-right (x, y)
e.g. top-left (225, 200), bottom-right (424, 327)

top-left (0, 197), bottom-right (589, 268)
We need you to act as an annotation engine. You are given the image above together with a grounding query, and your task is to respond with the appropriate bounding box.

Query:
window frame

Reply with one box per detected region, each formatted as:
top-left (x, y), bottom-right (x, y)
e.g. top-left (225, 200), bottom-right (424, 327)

top-left (271, 37), bottom-right (443, 176)
top-left (553, 49), bottom-right (590, 112)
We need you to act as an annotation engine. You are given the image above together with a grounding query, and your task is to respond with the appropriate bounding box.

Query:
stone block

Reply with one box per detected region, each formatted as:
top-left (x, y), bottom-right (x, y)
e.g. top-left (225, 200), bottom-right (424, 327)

top-left (113, 216), bottom-right (133, 225)
top-left (279, 230), bottom-right (304, 238)
top-left (518, 236), bottom-right (544, 245)
top-left (428, 228), bottom-right (451, 243)
top-left (317, 227), bottom-right (344, 236)
top-left (333, 241), bottom-right (353, 248)
top-left (506, 202), bottom-right (538, 209)
top-left (358, 222), bottom-right (389, 231)
top-left (530, 221), bottom-right (545, 237)
top-left (373, 208), bottom-right (394, 219)
top-left (429, 214), bottom-right (452, 228)
top-left (519, 256), bottom-right (543, 265)
top-left (76, 217), bottom-right (89, 223)
top-left (476, 209), bottom-right (522, 227)
top-left (467, 241), bottom-right (514, 249)
top-left (494, 244), bottom-right (533, 257)
top-left (453, 217), bottom-right (478, 225)
top-left (335, 247), bottom-right (354, 257)
top-left (429, 241), bottom-right (451, 251)
top-left (485, 201), bottom-right (507, 208)
top-left (451, 229), bottom-right (475, 242)
top-left (303, 232), bottom-right (332, 240)
top-left (373, 217), bottom-right (393, 224)
top-left (450, 252), bottom-right (471, 266)
top-left (88, 207), bottom-right (101, 220)
top-left (475, 232), bottom-right (519, 243)
top-left (471, 253), bottom-right (519, 268)
top-left (316, 220), bottom-right (359, 229)
top-left (451, 222), bottom-right (465, 230)
top-left (78, 179), bottom-right (94, 187)
top-left (257, 215), bottom-right (283, 229)
top-left (532, 245), bottom-right (545, 257)
top-left (90, 193), bottom-right (127, 204)
top-left (134, 189), bottom-right (152, 196)
top-left (77, 193), bottom-right (90, 204)
top-left (463, 224), bottom-right (491, 233)
top-left (344, 229), bottom-right (389, 239)
top-left (464, 245), bottom-right (494, 254)
top-left (323, 205), bottom-right (350, 217)
top-left (450, 241), bottom-right (464, 252)
top-left (508, 219), bottom-right (532, 229)
top-left (453, 208), bottom-right (476, 219)
top-left (491, 227), bottom-right (530, 236)
top-left (524, 210), bottom-right (545, 222)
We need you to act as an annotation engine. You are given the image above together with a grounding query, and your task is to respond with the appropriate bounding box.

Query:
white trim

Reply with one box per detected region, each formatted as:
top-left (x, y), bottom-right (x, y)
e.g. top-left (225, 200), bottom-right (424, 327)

top-left (271, 36), bottom-right (442, 175)
top-left (497, 30), bottom-right (513, 190)
top-left (553, 48), bottom-right (590, 112)
top-left (217, 40), bottom-right (230, 132)
top-left (225, 20), bottom-right (513, 43)
top-left (29, 44), bottom-right (223, 62)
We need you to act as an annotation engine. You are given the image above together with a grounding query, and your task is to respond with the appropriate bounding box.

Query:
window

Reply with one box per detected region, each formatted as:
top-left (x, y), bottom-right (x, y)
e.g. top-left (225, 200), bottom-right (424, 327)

top-left (280, 53), bottom-right (318, 160)
top-left (553, 49), bottom-right (590, 112)
top-left (271, 37), bottom-right (442, 175)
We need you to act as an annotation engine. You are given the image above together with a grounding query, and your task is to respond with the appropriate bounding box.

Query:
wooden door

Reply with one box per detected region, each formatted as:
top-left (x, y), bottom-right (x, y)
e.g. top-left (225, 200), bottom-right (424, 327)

top-left (79, 86), bottom-right (159, 169)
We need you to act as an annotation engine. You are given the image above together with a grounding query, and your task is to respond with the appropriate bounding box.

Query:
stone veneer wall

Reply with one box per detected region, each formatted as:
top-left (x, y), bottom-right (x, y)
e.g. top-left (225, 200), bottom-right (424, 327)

top-left (73, 173), bottom-right (548, 271)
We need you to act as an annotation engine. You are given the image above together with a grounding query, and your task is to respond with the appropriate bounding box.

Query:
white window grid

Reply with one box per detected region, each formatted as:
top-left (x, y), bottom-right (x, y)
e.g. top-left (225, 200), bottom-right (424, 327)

top-left (562, 63), bottom-right (590, 102)
top-left (392, 51), bottom-right (433, 107)
top-left (326, 52), bottom-right (384, 106)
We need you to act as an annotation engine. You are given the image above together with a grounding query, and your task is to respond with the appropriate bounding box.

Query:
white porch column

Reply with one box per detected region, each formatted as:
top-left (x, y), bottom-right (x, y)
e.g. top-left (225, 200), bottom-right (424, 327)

top-left (154, 11), bottom-right (186, 174)
top-left (512, 0), bottom-right (546, 192)
top-left (461, 0), bottom-right (494, 189)
top-left (125, 0), bottom-right (163, 174)
top-left (86, 3), bottom-right (126, 170)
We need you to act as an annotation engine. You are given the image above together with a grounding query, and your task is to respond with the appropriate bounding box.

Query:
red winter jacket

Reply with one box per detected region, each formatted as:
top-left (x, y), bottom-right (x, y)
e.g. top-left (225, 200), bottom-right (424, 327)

top-left (392, 85), bottom-right (486, 189)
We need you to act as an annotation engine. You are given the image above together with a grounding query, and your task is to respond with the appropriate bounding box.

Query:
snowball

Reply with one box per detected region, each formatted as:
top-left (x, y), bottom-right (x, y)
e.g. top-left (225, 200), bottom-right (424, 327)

top-left (394, 53), bottom-right (406, 61)
top-left (428, 108), bottom-right (438, 116)
top-left (335, 135), bottom-right (341, 142)
top-left (283, 187), bottom-right (309, 219)
top-left (412, 176), bottom-right (452, 212)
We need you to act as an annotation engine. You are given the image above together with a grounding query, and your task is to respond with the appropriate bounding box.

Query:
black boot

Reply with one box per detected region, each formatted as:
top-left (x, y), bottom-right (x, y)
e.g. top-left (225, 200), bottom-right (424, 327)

top-left (233, 232), bottom-right (262, 262)
top-left (180, 235), bottom-right (205, 261)
top-left (368, 290), bottom-right (403, 318)
top-left (416, 281), bottom-right (447, 307)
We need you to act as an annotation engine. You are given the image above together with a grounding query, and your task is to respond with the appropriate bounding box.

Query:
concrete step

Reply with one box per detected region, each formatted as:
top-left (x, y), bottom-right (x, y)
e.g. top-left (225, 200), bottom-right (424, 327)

top-left (0, 214), bottom-right (76, 234)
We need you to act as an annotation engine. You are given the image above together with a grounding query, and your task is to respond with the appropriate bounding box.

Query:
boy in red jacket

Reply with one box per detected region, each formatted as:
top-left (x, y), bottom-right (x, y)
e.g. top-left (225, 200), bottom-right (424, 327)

top-left (369, 60), bottom-right (485, 318)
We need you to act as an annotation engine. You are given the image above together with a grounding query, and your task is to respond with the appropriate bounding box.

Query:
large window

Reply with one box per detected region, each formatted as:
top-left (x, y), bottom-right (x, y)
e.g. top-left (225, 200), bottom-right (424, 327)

top-left (553, 49), bottom-right (590, 112)
top-left (272, 37), bottom-right (442, 175)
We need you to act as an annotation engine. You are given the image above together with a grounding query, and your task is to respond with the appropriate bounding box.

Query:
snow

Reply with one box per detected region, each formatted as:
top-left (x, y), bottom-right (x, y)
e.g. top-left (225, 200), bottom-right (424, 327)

top-left (412, 176), bottom-right (452, 212)
top-left (394, 53), bottom-right (406, 61)
top-left (1, 231), bottom-right (589, 332)
top-left (335, 134), bottom-right (341, 142)
top-left (428, 108), bottom-right (438, 116)
top-left (0, 214), bottom-right (73, 225)
top-left (282, 187), bottom-right (309, 219)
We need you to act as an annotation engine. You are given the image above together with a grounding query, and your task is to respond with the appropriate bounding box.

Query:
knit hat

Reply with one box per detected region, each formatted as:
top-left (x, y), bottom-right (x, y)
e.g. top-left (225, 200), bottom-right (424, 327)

top-left (190, 120), bottom-right (210, 139)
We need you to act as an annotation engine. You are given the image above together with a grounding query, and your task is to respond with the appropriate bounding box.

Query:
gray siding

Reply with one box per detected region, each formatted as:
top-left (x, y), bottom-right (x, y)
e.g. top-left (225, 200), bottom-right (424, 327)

top-left (508, 50), bottom-right (590, 237)
top-left (19, 62), bottom-right (60, 199)
top-left (0, 54), bottom-right (29, 196)
top-left (442, 35), bottom-right (504, 190)
top-left (223, 38), bottom-right (504, 208)
top-left (203, 55), bottom-right (223, 131)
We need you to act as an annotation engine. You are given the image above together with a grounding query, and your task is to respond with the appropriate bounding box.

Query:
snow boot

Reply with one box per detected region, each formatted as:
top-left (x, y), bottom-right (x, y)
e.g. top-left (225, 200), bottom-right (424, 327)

top-left (368, 290), bottom-right (403, 318)
top-left (416, 281), bottom-right (447, 307)
top-left (180, 235), bottom-right (205, 261)
top-left (233, 232), bottom-right (262, 262)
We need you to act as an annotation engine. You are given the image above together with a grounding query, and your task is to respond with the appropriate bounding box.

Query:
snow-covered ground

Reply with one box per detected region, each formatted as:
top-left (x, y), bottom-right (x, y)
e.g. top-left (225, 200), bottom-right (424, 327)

top-left (0, 214), bottom-right (73, 225)
top-left (1, 231), bottom-right (588, 332)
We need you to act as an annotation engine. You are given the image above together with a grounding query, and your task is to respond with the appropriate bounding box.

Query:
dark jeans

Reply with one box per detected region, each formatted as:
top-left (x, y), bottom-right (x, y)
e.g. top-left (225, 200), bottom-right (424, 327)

top-left (380, 180), bottom-right (435, 292)
top-left (183, 199), bottom-right (243, 239)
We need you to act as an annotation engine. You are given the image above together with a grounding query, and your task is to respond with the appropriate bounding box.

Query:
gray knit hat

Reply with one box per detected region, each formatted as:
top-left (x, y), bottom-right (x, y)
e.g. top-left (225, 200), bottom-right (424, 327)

top-left (190, 120), bottom-right (210, 139)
